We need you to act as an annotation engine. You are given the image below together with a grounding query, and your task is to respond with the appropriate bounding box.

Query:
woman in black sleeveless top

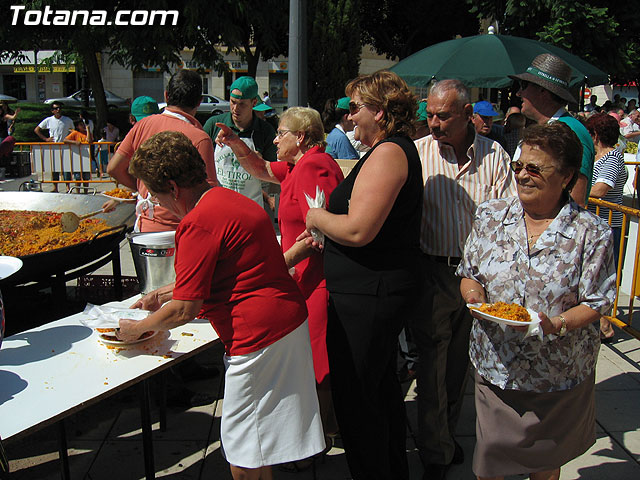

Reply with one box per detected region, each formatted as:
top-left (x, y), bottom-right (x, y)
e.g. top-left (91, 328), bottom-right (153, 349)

top-left (303, 71), bottom-right (423, 480)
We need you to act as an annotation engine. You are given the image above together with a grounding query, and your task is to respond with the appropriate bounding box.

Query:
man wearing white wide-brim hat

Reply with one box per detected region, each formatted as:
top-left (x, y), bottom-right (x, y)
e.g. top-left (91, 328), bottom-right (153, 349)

top-left (510, 53), bottom-right (595, 207)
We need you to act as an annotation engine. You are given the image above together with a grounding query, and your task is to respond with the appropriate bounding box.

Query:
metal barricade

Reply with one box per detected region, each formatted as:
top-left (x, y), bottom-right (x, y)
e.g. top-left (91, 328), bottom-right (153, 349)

top-left (587, 196), bottom-right (640, 340)
top-left (13, 141), bottom-right (118, 190)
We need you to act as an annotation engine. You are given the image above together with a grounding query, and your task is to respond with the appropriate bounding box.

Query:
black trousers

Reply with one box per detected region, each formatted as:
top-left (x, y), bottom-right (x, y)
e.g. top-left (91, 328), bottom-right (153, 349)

top-left (410, 257), bottom-right (472, 466)
top-left (327, 284), bottom-right (414, 480)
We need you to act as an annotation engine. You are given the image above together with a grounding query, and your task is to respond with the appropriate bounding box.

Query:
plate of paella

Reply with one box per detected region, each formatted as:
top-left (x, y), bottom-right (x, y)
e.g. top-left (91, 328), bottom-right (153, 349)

top-left (467, 302), bottom-right (541, 327)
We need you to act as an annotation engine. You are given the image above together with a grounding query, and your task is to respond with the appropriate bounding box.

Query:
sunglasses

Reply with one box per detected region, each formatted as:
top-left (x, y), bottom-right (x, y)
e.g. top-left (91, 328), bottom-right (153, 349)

top-left (51, 107), bottom-right (61, 111)
top-left (348, 102), bottom-right (367, 115)
top-left (509, 160), bottom-right (554, 177)
top-left (517, 80), bottom-right (530, 91)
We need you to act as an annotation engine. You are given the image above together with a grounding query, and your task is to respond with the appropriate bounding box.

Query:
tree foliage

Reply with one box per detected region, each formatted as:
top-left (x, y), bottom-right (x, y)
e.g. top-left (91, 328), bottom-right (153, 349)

top-left (469, 0), bottom-right (640, 86)
top-left (359, 0), bottom-right (479, 60)
top-left (1, 0), bottom-right (228, 130)
top-left (307, 0), bottom-right (362, 110)
top-left (191, 0), bottom-right (288, 78)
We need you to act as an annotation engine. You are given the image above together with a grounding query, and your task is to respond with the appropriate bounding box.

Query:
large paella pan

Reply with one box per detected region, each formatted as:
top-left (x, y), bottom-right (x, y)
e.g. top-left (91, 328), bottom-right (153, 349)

top-left (0, 192), bottom-right (135, 287)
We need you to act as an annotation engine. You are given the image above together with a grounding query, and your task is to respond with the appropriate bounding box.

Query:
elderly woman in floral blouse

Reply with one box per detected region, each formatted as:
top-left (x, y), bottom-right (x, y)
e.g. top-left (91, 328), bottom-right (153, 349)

top-left (457, 122), bottom-right (616, 480)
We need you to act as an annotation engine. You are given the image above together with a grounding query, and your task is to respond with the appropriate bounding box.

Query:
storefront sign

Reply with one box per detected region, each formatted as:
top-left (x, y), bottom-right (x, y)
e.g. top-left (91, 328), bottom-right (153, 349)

top-left (268, 61), bottom-right (288, 73)
top-left (13, 65), bottom-right (75, 73)
top-left (181, 59), bottom-right (211, 72)
top-left (227, 61), bottom-right (248, 73)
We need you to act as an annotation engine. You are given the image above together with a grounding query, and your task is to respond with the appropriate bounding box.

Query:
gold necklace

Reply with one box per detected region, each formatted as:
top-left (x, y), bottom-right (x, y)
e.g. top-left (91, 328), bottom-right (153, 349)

top-left (525, 217), bottom-right (552, 248)
top-left (528, 233), bottom-right (542, 247)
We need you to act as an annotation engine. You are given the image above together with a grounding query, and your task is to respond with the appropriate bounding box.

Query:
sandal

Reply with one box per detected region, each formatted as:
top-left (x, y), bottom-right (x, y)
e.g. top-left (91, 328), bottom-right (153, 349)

top-left (320, 434), bottom-right (335, 456)
top-left (278, 458), bottom-right (314, 473)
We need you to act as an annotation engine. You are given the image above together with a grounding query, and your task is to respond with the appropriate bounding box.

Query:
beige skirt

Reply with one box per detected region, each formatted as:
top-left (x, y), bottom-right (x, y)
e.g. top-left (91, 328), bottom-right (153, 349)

top-left (221, 320), bottom-right (325, 468)
top-left (473, 370), bottom-right (596, 477)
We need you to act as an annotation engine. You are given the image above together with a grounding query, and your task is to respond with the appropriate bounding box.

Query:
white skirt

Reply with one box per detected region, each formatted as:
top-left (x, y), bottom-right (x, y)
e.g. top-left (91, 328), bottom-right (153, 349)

top-left (221, 320), bottom-right (325, 468)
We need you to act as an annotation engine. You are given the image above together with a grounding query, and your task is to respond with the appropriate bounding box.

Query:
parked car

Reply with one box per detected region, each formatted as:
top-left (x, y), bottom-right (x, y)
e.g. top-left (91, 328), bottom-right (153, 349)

top-left (198, 94), bottom-right (230, 115)
top-left (158, 94), bottom-right (230, 115)
top-left (43, 90), bottom-right (130, 109)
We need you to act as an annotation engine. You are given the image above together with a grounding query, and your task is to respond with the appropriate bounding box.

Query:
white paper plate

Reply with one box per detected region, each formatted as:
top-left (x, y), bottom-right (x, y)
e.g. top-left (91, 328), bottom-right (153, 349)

top-left (0, 256), bottom-right (23, 280)
top-left (467, 303), bottom-right (541, 326)
top-left (100, 192), bottom-right (137, 203)
top-left (98, 330), bottom-right (158, 346)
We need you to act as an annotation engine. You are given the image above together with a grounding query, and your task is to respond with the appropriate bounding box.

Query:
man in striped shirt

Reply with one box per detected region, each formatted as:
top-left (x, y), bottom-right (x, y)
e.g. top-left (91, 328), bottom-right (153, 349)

top-left (412, 79), bottom-right (516, 480)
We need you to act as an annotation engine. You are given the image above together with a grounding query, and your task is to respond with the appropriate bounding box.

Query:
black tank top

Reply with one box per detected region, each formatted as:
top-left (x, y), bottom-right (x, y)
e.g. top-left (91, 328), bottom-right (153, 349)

top-left (324, 135), bottom-right (423, 294)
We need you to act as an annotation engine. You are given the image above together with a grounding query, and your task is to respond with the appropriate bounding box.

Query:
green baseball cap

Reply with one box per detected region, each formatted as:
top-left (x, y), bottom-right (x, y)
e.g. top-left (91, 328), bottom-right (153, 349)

top-left (336, 97), bottom-right (351, 110)
top-left (253, 103), bottom-right (272, 112)
top-left (416, 101), bottom-right (428, 121)
top-left (131, 96), bottom-right (159, 121)
top-left (230, 76), bottom-right (258, 100)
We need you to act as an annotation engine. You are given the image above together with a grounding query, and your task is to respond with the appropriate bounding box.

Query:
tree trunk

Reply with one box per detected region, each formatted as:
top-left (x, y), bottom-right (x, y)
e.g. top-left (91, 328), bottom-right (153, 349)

top-left (78, 48), bottom-right (107, 135)
top-left (243, 41), bottom-right (260, 78)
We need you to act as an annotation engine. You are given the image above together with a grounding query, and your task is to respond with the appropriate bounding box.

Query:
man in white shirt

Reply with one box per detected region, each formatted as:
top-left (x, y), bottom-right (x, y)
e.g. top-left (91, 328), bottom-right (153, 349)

top-left (621, 109), bottom-right (640, 143)
top-left (34, 102), bottom-right (73, 192)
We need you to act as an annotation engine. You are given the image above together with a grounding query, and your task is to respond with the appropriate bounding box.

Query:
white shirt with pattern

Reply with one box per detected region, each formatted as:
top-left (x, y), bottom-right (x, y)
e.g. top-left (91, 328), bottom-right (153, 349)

top-left (457, 197), bottom-right (616, 393)
top-left (416, 133), bottom-right (516, 257)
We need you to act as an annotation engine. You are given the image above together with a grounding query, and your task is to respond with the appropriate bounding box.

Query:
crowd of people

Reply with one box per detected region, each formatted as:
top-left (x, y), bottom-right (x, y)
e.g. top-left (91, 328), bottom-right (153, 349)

top-left (23, 51), bottom-right (626, 479)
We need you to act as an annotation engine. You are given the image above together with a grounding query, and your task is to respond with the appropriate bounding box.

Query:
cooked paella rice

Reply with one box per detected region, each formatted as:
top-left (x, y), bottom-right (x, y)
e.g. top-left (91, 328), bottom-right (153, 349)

top-left (0, 210), bottom-right (110, 257)
top-left (478, 302), bottom-right (531, 322)
top-left (104, 188), bottom-right (135, 199)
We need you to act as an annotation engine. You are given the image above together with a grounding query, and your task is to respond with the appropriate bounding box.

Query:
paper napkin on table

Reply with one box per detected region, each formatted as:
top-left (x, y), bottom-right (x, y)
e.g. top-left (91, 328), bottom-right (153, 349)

top-left (79, 304), bottom-right (150, 329)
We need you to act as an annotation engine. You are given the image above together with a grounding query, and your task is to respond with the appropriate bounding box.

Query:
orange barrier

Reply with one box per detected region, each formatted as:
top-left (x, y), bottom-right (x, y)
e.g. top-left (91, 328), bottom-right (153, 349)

top-left (14, 142), bottom-right (118, 190)
top-left (588, 196), bottom-right (640, 340)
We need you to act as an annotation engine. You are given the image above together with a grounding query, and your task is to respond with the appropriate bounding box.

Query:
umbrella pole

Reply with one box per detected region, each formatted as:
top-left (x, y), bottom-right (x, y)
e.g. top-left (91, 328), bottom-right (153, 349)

top-left (580, 83), bottom-right (586, 112)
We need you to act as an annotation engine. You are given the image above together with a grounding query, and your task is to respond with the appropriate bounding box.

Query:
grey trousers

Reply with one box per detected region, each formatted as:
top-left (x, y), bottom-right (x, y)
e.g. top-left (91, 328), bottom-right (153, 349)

top-left (410, 256), bottom-right (472, 466)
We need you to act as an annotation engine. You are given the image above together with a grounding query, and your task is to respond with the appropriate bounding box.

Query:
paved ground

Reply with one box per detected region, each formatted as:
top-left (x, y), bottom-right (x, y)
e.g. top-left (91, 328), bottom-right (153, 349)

top-left (2, 174), bottom-right (640, 479)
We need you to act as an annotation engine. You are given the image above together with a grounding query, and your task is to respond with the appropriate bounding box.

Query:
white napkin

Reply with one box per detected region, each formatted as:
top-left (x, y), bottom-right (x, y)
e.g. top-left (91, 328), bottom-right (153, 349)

top-left (79, 304), bottom-right (150, 329)
top-left (496, 318), bottom-right (543, 340)
top-left (304, 186), bottom-right (326, 246)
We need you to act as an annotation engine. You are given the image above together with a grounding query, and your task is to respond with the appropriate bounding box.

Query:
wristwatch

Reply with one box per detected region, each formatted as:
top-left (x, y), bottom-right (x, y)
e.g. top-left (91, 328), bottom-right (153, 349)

top-left (557, 314), bottom-right (567, 336)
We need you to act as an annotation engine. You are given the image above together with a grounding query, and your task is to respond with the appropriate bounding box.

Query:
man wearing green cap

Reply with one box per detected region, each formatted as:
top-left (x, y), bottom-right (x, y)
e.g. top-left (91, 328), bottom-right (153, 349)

top-left (325, 97), bottom-right (359, 160)
top-left (130, 95), bottom-right (160, 122)
top-left (204, 76), bottom-right (277, 208)
top-left (107, 70), bottom-right (218, 232)
top-left (414, 100), bottom-right (430, 140)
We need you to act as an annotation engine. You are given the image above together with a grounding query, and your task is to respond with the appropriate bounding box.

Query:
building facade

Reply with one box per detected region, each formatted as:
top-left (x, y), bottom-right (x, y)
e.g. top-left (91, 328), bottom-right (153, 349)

top-left (0, 46), bottom-right (396, 110)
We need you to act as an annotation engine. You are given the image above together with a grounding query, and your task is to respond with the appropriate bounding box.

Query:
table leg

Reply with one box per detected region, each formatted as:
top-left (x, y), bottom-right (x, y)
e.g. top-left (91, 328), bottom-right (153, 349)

top-left (159, 372), bottom-right (167, 432)
top-left (58, 420), bottom-right (71, 480)
top-left (139, 380), bottom-right (155, 479)
top-left (111, 248), bottom-right (122, 300)
top-left (0, 434), bottom-right (10, 478)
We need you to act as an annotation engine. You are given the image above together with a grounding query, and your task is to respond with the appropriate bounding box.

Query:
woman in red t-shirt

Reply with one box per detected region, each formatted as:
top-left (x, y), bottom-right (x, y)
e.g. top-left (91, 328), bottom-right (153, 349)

top-left (118, 131), bottom-right (325, 479)
top-left (215, 107), bottom-right (344, 454)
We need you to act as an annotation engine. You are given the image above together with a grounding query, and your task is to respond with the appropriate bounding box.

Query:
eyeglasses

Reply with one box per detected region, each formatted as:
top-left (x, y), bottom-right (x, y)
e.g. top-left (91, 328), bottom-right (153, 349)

top-left (509, 160), bottom-right (554, 177)
top-left (348, 102), bottom-right (367, 114)
top-left (517, 80), bottom-right (530, 91)
top-left (276, 129), bottom-right (295, 139)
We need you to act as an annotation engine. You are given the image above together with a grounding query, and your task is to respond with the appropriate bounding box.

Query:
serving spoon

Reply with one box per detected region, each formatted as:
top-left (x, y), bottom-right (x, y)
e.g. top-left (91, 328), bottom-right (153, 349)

top-left (60, 209), bottom-right (104, 233)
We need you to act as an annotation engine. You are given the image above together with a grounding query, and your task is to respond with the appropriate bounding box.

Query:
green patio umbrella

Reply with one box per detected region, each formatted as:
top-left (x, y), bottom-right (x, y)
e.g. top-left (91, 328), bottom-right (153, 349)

top-left (390, 33), bottom-right (608, 89)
